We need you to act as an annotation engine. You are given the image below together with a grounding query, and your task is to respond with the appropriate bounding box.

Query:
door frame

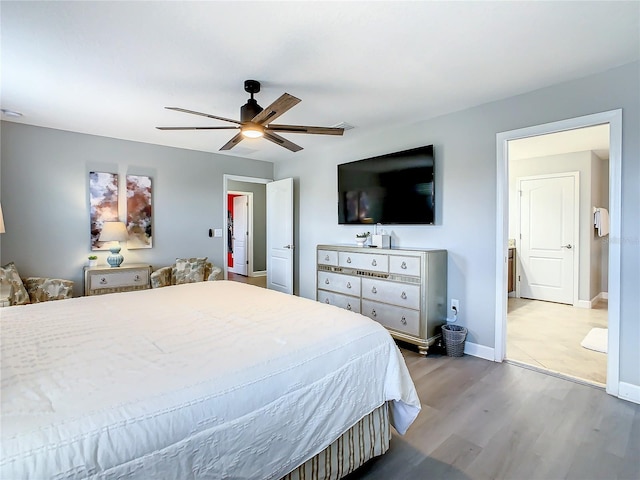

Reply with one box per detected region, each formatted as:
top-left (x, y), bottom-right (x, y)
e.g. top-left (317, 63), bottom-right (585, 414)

top-left (515, 172), bottom-right (580, 306)
top-left (495, 109), bottom-right (622, 397)
top-left (228, 191), bottom-right (253, 276)
top-left (223, 175), bottom-right (271, 280)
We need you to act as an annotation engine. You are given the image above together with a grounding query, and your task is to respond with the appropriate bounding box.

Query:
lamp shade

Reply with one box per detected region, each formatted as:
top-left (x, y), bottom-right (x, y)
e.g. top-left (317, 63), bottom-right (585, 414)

top-left (98, 221), bottom-right (129, 242)
top-left (0, 204), bottom-right (5, 234)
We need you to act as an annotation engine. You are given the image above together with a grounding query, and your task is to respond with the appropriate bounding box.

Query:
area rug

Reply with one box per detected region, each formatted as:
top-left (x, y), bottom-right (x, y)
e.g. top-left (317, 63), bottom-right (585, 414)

top-left (580, 328), bottom-right (608, 353)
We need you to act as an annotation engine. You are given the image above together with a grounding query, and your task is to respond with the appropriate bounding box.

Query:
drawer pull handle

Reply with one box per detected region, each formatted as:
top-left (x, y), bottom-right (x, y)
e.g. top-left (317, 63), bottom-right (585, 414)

top-left (325, 255), bottom-right (330, 261)
top-left (401, 316), bottom-right (407, 325)
top-left (371, 259), bottom-right (377, 266)
top-left (325, 299), bottom-right (330, 304)
top-left (371, 286), bottom-right (377, 294)
top-left (346, 257), bottom-right (352, 264)
top-left (401, 261), bottom-right (407, 269)
top-left (346, 282), bottom-right (352, 289)
top-left (346, 303), bottom-right (352, 311)
top-left (401, 292), bottom-right (407, 299)
top-left (100, 277), bottom-right (107, 285)
top-left (371, 309), bottom-right (377, 317)
top-left (134, 274), bottom-right (140, 282)
top-left (325, 278), bottom-right (330, 285)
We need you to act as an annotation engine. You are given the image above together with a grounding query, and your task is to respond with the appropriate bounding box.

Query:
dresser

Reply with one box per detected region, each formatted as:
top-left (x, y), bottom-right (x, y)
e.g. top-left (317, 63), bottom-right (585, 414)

top-left (316, 245), bottom-right (447, 355)
top-left (83, 263), bottom-right (151, 296)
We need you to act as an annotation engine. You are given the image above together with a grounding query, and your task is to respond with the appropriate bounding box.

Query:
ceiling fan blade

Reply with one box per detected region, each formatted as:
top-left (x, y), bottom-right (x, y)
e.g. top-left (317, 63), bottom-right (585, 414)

top-left (219, 132), bottom-right (245, 151)
top-left (251, 93), bottom-right (301, 125)
top-left (165, 107), bottom-right (241, 125)
top-left (267, 124), bottom-right (344, 136)
top-left (156, 126), bottom-right (240, 130)
top-left (263, 131), bottom-right (303, 152)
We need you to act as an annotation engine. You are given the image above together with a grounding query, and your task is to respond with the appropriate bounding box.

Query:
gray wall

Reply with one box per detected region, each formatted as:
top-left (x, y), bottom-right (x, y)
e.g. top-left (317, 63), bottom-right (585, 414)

top-left (0, 123), bottom-right (273, 295)
top-left (275, 62), bottom-right (639, 387)
top-left (228, 180), bottom-right (267, 272)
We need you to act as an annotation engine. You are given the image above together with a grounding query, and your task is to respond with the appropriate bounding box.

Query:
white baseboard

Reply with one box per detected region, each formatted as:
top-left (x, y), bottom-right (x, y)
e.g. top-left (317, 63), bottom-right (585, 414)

top-left (464, 341), bottom-right (495, 361)
top-left (618, 382), bottom-right (640, 405)
top-left (576, 300), bottom-right (592, 309)
top-left (576, 292), bottom-right (609, 309)
top-left (250, 270), bottom-right (266, 278)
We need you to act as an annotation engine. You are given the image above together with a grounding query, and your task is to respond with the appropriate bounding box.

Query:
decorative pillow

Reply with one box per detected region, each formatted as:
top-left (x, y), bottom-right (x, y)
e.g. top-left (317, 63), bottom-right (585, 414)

top-left (23, 277), bottom-right (74, 303)
top-left (0, 262), bottom-right (30, 305)
top-left (150, 266), bottom-right (172, 289)
top-left (172, 257), bottom-right (208, 285)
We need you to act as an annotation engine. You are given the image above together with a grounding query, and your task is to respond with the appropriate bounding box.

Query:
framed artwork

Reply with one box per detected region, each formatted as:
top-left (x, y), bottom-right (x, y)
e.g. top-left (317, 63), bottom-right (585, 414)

top-left (126, 174), bottom-right (152, 249)
top-left (89, 172), bottom-right (119, 250)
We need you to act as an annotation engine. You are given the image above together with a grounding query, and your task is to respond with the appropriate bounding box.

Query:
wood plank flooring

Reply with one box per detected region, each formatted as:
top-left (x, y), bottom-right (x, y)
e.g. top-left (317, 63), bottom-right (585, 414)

top-left (227, 271), bottom-right (267, 288)
top-left (346, 349), bottom-right (639, 480)
top-left (507, 298), bottom-right (608, 386)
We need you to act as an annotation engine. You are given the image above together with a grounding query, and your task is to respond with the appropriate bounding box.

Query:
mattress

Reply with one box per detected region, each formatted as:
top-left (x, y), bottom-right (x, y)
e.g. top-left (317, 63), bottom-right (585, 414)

top-left (1, 281), bottom-right (420, 479)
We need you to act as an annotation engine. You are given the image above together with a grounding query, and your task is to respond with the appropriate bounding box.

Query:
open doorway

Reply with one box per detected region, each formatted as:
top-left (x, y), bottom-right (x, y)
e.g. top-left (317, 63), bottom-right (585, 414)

top-left (495, 109), bottom-right (622, 398)
top-left (224, 176), bottom-right (269, 289)
top-left (506, 126), bottom-right (610, 386)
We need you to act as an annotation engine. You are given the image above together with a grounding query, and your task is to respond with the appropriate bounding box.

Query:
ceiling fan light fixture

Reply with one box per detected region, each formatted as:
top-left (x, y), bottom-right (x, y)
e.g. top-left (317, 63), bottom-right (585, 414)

top-left (241, 123), bottom-right (264, 138)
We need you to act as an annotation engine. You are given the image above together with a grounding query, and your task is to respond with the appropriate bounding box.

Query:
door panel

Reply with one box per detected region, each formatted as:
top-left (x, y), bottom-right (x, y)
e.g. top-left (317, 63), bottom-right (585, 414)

top-left (231, 195), bottom-right (248, 275)
top-left (267, 178), bottom-right (293, 294)
top-left (519, 174), bottom-right (576, 304)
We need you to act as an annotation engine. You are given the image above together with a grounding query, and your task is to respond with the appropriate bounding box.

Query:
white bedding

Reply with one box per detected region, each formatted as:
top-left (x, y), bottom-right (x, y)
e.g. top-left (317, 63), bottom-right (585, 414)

top-left (1, 281), bottom-right (420, 479)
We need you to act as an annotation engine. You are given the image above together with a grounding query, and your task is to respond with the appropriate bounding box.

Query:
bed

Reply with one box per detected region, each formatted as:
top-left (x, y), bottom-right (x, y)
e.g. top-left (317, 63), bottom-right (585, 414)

top-left (1, 280), bottom-right (420, 479)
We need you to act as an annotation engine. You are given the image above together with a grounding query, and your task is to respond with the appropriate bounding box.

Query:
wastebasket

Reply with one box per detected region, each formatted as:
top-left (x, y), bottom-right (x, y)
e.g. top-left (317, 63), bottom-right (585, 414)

top-left (441, 324), bottom-right (467, 357)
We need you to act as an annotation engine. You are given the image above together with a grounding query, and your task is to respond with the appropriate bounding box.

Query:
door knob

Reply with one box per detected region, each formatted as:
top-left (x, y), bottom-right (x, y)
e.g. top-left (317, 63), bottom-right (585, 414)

top-left (283, 245), bottom-right (295, 249)
top-left (561, 244), bottom-right (573, 249)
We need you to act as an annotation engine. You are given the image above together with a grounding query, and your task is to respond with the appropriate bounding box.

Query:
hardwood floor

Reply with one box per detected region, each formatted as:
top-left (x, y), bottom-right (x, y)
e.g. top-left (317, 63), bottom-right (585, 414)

top-left (507, 298), bottom-right (608, 386)
top-left (346, 349), bottom-right (639, 480)
top-left (227, 271), bottom-right (267, 288)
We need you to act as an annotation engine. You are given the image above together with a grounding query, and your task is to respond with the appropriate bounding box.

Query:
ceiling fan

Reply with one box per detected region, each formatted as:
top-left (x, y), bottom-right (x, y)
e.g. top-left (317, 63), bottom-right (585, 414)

top-left (157, 80), bottom-right (344, 152)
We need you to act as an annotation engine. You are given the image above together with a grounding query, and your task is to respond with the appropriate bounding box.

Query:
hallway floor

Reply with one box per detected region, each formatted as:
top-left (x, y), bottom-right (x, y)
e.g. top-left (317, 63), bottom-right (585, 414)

top-left (227, 271), bottom-right (267, 289)
top-left (507, 297), bottom-right (608, 386)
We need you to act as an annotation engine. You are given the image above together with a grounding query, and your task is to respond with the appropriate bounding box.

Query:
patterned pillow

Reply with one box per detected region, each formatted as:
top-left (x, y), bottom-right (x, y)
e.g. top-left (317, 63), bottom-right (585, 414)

top-left (23, 277), bottom-right (74, 303)
top-left (172, 257), bottom-right (208, 285)
top-left (0, 262), bottom-right (30, 305)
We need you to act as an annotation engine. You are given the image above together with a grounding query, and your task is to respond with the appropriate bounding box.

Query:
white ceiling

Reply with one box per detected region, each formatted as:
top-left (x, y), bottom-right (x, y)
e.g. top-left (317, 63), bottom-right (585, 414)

top-left (1, 1), bottom-right (637, 163)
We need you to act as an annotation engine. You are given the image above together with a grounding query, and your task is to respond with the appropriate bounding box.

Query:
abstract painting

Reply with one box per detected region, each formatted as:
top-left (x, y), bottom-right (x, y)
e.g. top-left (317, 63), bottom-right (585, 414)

top-left (89, 172), bottom-right (119, 250)
top-left (126, 174), bottom-right (152, 248)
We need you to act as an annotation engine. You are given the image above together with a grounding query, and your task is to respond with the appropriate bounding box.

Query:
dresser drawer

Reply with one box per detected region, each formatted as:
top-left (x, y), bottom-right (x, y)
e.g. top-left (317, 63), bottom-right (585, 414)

top-left (361, 278), bottom-right (420, 310)
top-left (317, 271), bottom-right (361, 296)
top-left (87, 268), bottom-right (149, 293)
top-left (317, 249), bottom-right (338, 266)
top-left (389, 255), bottom-right (421, 276)
top-left (361, 300), bottom-right (420, 337)
top-left (317, 290), bottom-right (361, 313)
top-left (338, 251), bottom-right (388, 273)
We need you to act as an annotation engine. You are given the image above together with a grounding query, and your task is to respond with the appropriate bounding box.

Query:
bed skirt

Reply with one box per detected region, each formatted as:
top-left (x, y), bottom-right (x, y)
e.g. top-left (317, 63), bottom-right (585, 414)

top-left (281, 402), bottom-right (390, 480)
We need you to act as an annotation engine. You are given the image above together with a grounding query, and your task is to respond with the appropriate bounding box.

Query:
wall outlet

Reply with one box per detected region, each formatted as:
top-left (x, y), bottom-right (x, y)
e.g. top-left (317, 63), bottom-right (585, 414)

top-left (450, 299), bottom-right (459, 315)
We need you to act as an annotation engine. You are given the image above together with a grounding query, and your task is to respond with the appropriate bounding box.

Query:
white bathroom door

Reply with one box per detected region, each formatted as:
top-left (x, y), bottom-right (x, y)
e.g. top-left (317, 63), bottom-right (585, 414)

top-left (266, 178), bottom-right (293, 294)
top-left (231, 195), bottom-right (248, 276)
top-left (518, 173), bottom-right (577, 304)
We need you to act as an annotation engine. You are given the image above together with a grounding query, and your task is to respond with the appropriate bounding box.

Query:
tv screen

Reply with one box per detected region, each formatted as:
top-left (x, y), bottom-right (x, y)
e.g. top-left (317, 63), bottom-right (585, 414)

top-left (338, 145), bottom-right (435, 225)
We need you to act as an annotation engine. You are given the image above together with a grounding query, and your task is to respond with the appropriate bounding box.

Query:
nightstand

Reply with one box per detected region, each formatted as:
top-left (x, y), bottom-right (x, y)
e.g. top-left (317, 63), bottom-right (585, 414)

top-left (83, 263), bottom-right (151, 296)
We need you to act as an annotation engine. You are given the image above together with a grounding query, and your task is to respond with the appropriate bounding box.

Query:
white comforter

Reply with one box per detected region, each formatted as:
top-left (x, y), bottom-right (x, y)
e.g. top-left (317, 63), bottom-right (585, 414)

top-left (1, 281), bottom-right (420, 479)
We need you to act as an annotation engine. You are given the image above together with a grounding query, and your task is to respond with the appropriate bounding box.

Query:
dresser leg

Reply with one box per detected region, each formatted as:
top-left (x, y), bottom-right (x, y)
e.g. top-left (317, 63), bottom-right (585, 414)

top-left (418, 345), bottom-right (429, 356)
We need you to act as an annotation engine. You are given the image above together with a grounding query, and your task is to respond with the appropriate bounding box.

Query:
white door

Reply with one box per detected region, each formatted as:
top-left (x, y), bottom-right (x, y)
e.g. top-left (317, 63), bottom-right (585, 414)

top-left (231, 195), bottom-right (248, 276)
top-left (267, 178), bottom-right (293, 294)
top-left (518, 173), bottom-right (577, 304)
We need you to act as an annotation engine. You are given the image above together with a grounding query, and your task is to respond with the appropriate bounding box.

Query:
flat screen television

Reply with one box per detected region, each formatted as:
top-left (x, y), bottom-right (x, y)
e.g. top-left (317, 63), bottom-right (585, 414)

top-left (338, 145), bottom-right (435, 225)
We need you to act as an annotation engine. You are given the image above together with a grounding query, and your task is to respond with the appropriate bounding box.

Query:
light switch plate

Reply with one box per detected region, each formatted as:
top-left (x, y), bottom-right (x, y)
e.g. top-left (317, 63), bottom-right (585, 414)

top-left (213, 228), bottom-right (223, 238)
